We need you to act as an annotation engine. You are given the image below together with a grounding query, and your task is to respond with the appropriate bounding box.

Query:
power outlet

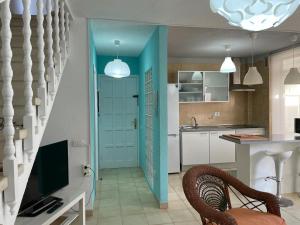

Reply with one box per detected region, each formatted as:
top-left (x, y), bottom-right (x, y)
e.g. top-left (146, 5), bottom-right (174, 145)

top-left (81, 164), bottom-right (91, 177)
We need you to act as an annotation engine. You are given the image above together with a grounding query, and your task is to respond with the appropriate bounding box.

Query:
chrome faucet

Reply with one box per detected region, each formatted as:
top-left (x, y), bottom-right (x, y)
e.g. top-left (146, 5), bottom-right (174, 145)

top-left (191, 116), bottom-right (198, 128)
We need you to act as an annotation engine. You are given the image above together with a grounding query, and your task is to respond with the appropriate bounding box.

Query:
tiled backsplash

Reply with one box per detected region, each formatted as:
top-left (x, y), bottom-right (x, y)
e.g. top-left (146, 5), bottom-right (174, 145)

top-left (179, 92), bottom-right (249, 125)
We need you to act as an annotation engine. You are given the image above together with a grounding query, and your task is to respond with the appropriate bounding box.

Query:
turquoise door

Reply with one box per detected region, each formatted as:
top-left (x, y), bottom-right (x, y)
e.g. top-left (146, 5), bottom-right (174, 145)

top-left (99, 76), bottom-right (138, 168)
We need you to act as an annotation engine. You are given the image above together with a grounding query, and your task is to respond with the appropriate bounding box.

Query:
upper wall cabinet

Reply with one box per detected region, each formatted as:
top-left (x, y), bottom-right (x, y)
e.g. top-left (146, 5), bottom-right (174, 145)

top-left (178, 71), bottom-right (229, 103)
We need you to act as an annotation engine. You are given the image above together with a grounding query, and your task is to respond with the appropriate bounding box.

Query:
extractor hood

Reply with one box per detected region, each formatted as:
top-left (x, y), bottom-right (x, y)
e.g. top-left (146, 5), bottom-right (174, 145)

top-left (229, 58), bottom-right (255, 92)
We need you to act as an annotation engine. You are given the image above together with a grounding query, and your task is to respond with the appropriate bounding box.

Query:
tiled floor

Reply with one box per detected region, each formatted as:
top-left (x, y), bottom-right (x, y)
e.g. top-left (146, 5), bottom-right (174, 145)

top-left (87, 168), bottom-right (300, 225)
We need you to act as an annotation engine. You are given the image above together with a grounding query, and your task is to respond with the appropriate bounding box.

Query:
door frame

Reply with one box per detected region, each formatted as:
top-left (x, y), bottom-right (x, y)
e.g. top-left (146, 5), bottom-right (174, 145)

top-left (98, 75), bottom-right (140, 169)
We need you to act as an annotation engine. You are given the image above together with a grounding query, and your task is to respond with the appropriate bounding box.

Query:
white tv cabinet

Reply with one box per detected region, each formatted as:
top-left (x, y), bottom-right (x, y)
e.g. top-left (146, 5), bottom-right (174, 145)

top-left (16, 188), bottom-right (86, 225)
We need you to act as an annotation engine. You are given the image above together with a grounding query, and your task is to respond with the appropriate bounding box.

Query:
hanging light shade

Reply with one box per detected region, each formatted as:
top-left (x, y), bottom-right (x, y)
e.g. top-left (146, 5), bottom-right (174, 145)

top-left (104, 40), bottom-right (131, 79)
top-left (243, 67), bottom-right (263, 85)
top-left (210, 0), bottom-right (300, 31)
top-left (284, 68), bottom-right (300, 85)
top-left (192, 71), bottom-right (203, 81)
top-left (104, 59), bottom-right (130, 79)
top-left (243, 33), bottom-right (263, 85)
top-left (220, 45), bottom-right (236, 73)
top-left (284, 35), bottom-right (300, 85)
top-left (220, 57), bottom-right (236, 73)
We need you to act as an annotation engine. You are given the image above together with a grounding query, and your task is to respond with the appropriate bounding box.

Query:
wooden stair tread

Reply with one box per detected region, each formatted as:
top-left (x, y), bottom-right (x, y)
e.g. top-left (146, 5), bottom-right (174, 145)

top-left (0, 163), bottom-right (24, 176)
top-left (0, 174), bottom-right (8, 192)
top-left (0, 128), bottom-right (27, 141)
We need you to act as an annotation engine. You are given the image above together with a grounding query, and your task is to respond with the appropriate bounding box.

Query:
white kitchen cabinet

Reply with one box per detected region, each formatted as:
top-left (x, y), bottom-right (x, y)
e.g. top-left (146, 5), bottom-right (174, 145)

top-left (178, 71), bottom-right (229, 103)
top-left (235, 128), bottom-right (265, 135)
top-left (181, 132), bottom-right (210, 165)
top-left (210, 130), bottom-right (236, 164)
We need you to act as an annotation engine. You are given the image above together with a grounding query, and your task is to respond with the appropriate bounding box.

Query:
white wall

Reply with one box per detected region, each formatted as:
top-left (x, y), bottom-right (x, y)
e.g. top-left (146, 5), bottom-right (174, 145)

top-left (270, 47), bottom-right (300, 135)
top-left (41, 18), bottom-right (94, 209)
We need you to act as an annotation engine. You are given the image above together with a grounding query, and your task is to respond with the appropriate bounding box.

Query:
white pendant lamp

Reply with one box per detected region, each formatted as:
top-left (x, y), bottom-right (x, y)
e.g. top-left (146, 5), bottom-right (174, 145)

top-left (104, 40), bottom-right (130, 79)
top-left (284, 35), bottom-right (300, 85)
top-left (210, 0), bottom-right (300, 31)
top-left (192, 71), bottom-right (203, 81)
top-left (220, 45), bottom-right (236, 73)
top-left (243, 33), bottom-right (263, 85)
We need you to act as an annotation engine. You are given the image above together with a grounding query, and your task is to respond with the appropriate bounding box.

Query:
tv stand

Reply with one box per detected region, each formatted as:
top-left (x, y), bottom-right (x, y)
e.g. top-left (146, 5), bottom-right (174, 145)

top-left (16, 188), bottom-right (85, 225)
top-left (18, 196), bottom-right (63, 217)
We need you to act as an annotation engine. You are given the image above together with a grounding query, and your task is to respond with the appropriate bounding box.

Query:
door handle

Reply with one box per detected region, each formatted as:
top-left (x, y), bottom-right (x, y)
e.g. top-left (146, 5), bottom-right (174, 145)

top-left (168, 134), bottom-right (177, 137)
top-left (133, 118), bottom-right (137, 129)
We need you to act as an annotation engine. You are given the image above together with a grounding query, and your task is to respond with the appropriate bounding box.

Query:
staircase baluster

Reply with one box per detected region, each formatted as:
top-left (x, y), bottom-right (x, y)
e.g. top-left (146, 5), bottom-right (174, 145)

top-left (65, 12), bottom-right (70, 57)
top-left (1, 0), bottom-right (18, 214)
top-left (47, 0), bottom-right (56, 100)
top-left (60, 0), bottom-right (66, 67)
top-left (23, 0), bottom-right (35, 161)
top-left (54, 0), bottom-right (61, 78)
top-left (37, 0), bottom-right (47, 126)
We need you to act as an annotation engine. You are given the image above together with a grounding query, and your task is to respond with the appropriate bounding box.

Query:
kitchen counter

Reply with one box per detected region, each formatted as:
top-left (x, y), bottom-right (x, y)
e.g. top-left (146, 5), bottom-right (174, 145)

top-left (221, 133), bottom-right (300, 196)
top-left (220, 133), bottom-right (300, 144)
top-left (180, 124), bottom-right (263, 132)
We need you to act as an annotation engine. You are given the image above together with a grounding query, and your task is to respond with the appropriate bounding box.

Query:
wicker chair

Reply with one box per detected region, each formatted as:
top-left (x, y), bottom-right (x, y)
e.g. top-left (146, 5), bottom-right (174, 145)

top-left (182, 165), bottom-right (286, 225)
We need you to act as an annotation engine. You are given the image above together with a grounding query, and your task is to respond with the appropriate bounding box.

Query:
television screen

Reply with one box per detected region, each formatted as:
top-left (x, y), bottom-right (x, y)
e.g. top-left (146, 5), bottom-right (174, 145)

top-left (20, 140), bottom-right (69, 212)
top-left (295, 118), bottom-right (300, 134)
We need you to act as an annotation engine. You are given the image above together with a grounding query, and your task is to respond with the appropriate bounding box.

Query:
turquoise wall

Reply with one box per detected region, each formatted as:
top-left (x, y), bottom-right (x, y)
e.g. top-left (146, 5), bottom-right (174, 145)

top-left (138, 26), bottom-right (168, 204)
top-left (88, 21), bottom-right (97, 207)
top-left (97, 55), bottom-right (140, 75)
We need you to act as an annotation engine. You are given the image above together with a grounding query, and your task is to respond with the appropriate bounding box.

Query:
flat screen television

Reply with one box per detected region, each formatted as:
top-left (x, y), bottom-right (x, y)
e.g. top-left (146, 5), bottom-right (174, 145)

top-left (295, 118), bottom-right (300, 134)
top-left (19, 140), bottom-right (69, 213)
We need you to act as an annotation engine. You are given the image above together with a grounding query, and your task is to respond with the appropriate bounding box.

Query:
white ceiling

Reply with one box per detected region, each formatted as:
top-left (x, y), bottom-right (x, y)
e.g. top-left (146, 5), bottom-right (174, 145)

top-left (169, 27), bottom-right (299, 58)
top-left (91, 20), bottom-right (156, 56)
top-left (69, 0), bottom-right (300, 32)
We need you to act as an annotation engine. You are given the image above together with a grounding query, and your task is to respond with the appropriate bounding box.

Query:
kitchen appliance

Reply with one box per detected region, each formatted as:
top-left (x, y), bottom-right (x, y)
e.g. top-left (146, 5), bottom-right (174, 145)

top-left (295, 118), bottom-right (300, 134)
top-left (168, 84), bottom-right (180, 173)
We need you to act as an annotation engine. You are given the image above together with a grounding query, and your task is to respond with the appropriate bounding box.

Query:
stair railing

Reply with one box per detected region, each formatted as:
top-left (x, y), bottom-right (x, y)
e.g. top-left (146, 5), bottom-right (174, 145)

top-left (22, 0), bottom-right (35, 162)
top-left (0, 0), bottom-right (73, 222)
top-left (47, 0), bottom-right (56, 100)
top-left (37, 0), bottom-right (47, 127)
top-left (1, 0), bottom-right (18, 215)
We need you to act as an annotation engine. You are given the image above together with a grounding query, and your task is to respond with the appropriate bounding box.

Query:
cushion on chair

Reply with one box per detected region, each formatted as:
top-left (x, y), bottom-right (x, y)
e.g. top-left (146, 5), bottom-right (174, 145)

top-left (225, 208), bottom-right (286, 225)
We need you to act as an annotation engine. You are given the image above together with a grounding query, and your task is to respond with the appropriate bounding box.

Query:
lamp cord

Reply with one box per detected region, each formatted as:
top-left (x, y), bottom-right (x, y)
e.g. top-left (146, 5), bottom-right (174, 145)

top-left (70, 166), bottom-right (96, 213)
top-left (251, 35), bottom-right (254, 67)
top-left (293, 46), bottom-right (295, 68)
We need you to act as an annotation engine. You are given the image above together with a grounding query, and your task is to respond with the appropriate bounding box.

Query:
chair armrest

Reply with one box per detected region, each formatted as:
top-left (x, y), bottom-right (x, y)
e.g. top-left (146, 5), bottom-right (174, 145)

top-left (229, 183), bottom-right (280, 217)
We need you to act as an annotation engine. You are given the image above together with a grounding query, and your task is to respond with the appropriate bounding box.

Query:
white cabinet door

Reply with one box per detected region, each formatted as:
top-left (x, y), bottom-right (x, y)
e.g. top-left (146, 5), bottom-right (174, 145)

top-left (181, 132), bottom-right (209, 165)
top-left (210, 130), bottom-right (236, 164)
top-left (235, 128), bottom-right (265, 135)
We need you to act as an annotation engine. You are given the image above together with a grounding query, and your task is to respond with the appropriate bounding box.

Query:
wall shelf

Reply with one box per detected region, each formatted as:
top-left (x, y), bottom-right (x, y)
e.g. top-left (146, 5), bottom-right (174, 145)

top-left (178, 71), bottom-right (229, 103)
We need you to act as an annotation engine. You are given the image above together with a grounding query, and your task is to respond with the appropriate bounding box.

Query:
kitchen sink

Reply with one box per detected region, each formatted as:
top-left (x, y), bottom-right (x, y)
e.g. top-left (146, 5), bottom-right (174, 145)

top-left (181, 125), bottom-right (223, 130)
top-left (180, 124), bottom-right (260, 131)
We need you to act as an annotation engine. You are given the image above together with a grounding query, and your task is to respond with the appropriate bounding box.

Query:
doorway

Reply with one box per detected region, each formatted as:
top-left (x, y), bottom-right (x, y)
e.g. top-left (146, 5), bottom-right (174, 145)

top-left (98, 76), bottom-right (139, 169)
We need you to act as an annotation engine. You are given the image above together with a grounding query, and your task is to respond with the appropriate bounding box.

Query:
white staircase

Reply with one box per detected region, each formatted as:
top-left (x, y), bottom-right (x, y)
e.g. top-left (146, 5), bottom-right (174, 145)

top-left (0, 0), bottom-right (73, 224)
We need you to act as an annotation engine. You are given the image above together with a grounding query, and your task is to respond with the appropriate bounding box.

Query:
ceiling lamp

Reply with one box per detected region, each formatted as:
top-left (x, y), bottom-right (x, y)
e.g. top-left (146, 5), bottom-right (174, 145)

top-left (210, 0), bottom-right (300, 31)
top-left (220, 45), bottom-right (236, 73)
top-left (284, 35), bottom-right (300, 85)
top-left (104, 40), bottom-right (130, 79)
top-left (243, 33), bottom-right (263, 85)
top-left (192, 71), bottom-right (203, 81)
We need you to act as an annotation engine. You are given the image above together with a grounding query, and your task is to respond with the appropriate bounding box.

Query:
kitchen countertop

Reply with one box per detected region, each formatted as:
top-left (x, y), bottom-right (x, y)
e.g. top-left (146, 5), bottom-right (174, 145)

top-left (180, 124), bottom-right (263, 132)
top-left (220, 133), bottom-right (300, 144)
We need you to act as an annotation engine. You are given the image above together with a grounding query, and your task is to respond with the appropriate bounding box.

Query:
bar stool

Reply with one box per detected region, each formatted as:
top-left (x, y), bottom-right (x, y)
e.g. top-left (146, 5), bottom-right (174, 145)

top-left (265, 151), bottom-right (294, 207)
